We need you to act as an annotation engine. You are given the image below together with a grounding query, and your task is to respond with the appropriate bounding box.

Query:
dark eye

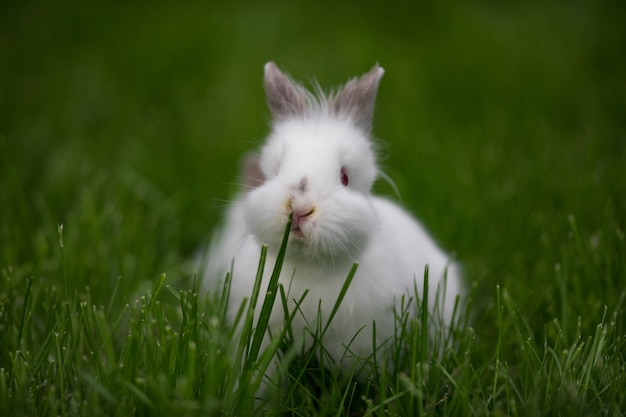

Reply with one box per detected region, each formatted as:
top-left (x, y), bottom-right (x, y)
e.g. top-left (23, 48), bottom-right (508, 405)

top-left (340, 167), bottom-right (349, 186)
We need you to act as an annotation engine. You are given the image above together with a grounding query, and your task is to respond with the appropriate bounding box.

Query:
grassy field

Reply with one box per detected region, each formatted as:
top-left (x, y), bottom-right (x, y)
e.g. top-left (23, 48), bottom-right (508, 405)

top-left (1, 1), bottom-right (625, 415)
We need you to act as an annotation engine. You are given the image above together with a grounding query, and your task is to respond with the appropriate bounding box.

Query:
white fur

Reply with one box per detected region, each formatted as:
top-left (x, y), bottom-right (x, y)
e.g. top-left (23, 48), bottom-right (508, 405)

top-left (201, 63), bottom-right (463, 378)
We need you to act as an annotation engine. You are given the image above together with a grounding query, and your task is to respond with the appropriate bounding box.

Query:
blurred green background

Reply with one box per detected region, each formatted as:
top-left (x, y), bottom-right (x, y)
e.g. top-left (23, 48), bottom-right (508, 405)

top-left (1, 0), bottom-right (624, 321)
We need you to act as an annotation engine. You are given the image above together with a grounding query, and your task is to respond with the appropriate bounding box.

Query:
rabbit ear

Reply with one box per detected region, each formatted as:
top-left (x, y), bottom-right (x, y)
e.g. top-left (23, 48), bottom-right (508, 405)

top-left (332, 64), bottom-right (385, 132)
top-left (264, 62), bottom-right (307, 120)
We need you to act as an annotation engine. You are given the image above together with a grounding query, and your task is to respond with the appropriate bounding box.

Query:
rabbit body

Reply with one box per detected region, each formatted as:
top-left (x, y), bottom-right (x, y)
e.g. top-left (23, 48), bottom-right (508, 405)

top-left (203, 62), bottom-right (462, 372)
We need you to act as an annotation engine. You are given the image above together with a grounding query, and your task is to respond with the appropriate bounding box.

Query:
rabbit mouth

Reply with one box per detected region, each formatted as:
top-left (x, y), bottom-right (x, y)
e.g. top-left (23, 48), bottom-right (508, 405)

top-left (290, 206), bottom-right (315, 239)
top-left (291, 226), bottom-right (306, 239)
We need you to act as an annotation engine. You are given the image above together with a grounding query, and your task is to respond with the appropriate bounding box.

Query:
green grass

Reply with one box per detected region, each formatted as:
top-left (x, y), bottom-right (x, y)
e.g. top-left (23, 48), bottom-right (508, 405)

top-left (1, 0), bottom-right (625, 415)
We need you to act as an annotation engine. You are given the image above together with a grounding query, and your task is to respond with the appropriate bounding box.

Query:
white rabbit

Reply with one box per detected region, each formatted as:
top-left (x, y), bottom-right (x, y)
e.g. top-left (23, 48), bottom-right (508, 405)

top-left (202, 62), bottom-right (463, 381)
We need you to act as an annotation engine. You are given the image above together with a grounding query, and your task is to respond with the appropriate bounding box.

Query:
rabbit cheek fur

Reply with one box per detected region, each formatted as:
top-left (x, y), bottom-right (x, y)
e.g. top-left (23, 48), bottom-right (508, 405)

top-left (202, 62), bottom-right (462, 379)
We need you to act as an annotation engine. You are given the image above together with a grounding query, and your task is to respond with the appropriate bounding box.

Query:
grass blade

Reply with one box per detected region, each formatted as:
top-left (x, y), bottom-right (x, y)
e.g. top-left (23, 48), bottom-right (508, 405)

top-left (321, 262), bottom-right (358, 338)
top-left (247, 213), bottom-right (292, 369)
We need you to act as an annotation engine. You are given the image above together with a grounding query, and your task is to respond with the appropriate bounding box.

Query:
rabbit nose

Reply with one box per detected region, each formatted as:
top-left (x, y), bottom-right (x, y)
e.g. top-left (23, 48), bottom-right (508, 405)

top-left (293, 206), bottom-right (314, 219)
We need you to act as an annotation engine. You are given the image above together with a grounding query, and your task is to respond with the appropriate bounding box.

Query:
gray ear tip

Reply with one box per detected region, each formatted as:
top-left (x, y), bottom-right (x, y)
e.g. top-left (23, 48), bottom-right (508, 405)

top-left (373, 64), bottom-right (385, 79)
top-left (264, 61), bottom-right (279, 78)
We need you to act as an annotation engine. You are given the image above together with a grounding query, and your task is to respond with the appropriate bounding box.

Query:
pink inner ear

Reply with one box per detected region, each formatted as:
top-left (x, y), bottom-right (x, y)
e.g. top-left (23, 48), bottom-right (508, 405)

top-left (242, 153), bottom-right (265, 190)
top-left (341, 167), bottom-right (349, 186)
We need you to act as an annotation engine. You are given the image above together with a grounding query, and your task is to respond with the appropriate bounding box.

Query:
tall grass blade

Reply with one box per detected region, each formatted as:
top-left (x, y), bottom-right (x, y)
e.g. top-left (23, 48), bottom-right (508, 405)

top-left (321, 262), bottom-right (358, 338)
top-left (247, 213), bottom-right (292, 369)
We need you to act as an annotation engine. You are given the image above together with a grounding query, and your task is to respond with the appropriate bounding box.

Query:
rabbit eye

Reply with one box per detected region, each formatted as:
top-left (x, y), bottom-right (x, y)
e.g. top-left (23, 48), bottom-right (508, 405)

top-left (340, 167), bottom-right (349, 186)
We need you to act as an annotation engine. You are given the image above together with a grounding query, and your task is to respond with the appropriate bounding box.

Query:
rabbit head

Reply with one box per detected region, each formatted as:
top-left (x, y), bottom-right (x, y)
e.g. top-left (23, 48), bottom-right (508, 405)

top-left (242, 62), bottom-right (385, 263)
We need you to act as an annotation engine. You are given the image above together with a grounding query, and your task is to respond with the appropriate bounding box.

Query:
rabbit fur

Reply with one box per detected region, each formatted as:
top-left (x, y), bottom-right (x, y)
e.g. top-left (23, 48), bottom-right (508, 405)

top-left (202, 62), bottom-right (463, 379)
